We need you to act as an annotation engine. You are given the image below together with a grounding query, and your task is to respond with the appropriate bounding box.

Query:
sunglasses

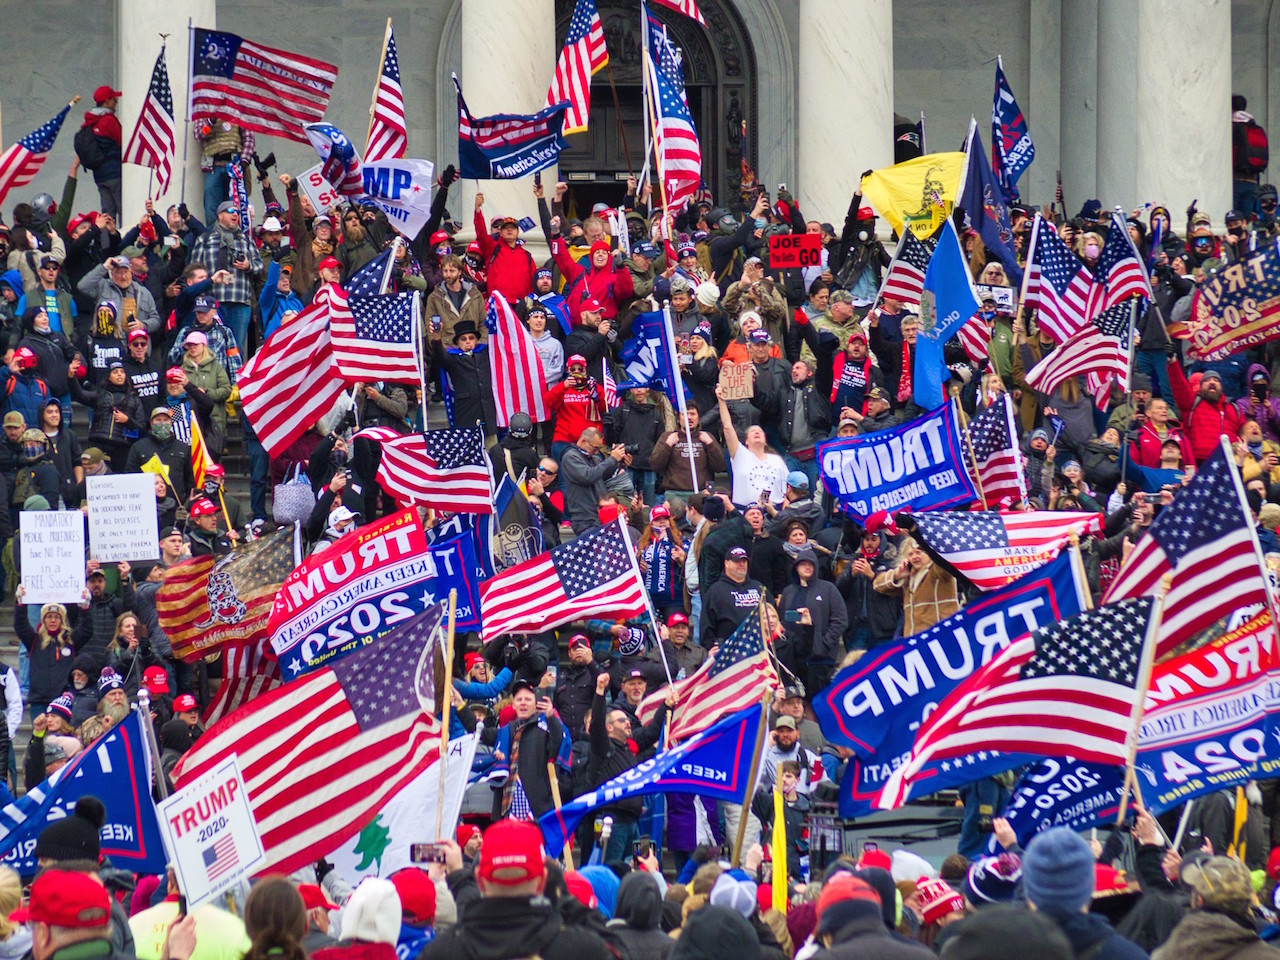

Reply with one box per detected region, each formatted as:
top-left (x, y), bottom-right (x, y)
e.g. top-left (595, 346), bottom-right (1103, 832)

top-left (537, 466), bottom-right (558, 476)
top-left (39, 264), bottom-right (59, 271)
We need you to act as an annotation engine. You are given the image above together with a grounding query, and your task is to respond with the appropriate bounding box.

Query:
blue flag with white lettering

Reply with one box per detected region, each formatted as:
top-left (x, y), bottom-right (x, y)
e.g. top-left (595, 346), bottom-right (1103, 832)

top-left (454, 76), bottom-right (568, 180)
top-left (812, 552), bottom-right (1088, 818)
top-left (0, 711), bottom-right (167, 877)
top-left (617, 308), bottom-right (691, 411)
top-left (992, 60), bottom-right (1035, 198)
top-left (538, 703), bottom-right (763, 857)
top-left (915, 220), bottom-right (980, 411)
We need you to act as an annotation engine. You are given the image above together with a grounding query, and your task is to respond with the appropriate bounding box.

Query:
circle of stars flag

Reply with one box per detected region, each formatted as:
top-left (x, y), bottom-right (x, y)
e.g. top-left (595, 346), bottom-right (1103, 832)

top-left (365, 21), bottom-right (406, 163)
top-left (0, 104), bottom-right (71, 209)
top-left (122, 47), bottom-right (176, 197)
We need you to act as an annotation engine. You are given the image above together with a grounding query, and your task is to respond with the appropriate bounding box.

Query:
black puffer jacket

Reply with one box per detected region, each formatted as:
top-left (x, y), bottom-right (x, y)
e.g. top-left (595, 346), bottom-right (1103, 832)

top-left (421, 894), bottom-right (612, 960)
top-left (605, 872), bottom-right (672, 960)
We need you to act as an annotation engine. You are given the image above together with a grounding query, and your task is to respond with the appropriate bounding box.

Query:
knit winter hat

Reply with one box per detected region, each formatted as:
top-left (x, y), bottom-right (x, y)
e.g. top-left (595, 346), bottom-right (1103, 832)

top-left (1022, 826), bottom-right (1096, 913)
top-left (96, 667), bottom-right (124, 699)
top-left (814, 874), bottom-right (881, 936)
top-left (46, 692), bottom-right (74, 722)
top-left (340, 877), bottom-right (401, 944)
top-left (35, 795), bottom-right (105, 862)
top-left (709, 871), bottom-right (758, 919)
top-left (965, 853), bottom-right (1023, 906)
top-left (915, 876), bottom-right (965, 925)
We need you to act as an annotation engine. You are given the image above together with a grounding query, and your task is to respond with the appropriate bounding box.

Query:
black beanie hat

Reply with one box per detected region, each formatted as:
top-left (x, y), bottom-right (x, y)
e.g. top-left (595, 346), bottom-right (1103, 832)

top-left (35, 795), bottom-right (105, 862)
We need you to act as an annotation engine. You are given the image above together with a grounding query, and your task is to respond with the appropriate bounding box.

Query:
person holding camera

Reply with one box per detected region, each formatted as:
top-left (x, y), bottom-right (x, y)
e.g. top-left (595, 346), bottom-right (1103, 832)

top-left (560, 427), bottom-right (629, 536)
top-left (190, 201), bottom-right (264, 356)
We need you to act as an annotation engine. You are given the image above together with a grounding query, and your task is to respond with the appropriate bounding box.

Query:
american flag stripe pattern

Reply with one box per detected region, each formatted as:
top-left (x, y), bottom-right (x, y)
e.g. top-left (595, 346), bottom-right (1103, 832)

top-left (190, 28), bottom-right (337, 144)
top-left (0, 106), bottom-right (70, 208)
top-left (603, 360), bottom-right (621, 409)
top-left (239, 289), bottom-right (347, 459)
top-left (365, 23), bottom-right (406, 163)
top-left (637, 607), bottom-right (778, 742)
top-left (878, 597), bottom-right (1155, 809)
top-left (487, 294), bottom-right (548, 427)
top-left (966, 394), bottom-right (1026, 507)
top-left (154, 557), bottom-right (218, 659)
top-left (479, 518), bottom-right (647, 640)
top-left (455, 78), bottom-right (562, 149)
top-left (376, 428), bottom-right (493, 514)
top-left (910, 510), bottom-right (1102, 592)
top-left (1105, 441), bottom-right (1271, 658)
top-left (122, 47), bottom-right (176, 196)
top-left (330, 289), bottom-right (420, 383)
top-left (1021, 215), bottom-right (1101, 343)
top-left (1025, 301), bottom-right (1133, 401)
top-left (880, 232), bottom-right (935, 307)
top-left (547, 0), bottom-right (609, 135)
top-left (645, 7), bottom-right (703, 214)
top-left (957, 314), bottom-right (991, 364)
top-left (204, 641), bottom-right (282, 727)
top-left (1097, 213), bottom-right (1151, 308)
top-left (650, 0), bottom-right (707, 25)
top-left (175, 604), bottom-right (446, 876)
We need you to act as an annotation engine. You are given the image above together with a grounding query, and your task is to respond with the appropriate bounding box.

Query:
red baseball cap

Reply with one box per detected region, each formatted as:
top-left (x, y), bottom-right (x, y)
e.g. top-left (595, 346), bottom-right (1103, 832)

top-left (13, 347), bottom-right (36, 369)
top-left (463, 651), bottom-right (485, 672)
top-left (189, 498), bottom-right (218, 518)
top-left (456, 823), bottom-right (481, 847)
top-left (477, 819), bottom-right (546, 886)
top-left (128, 328), bottom-right (150, 342)
top-left (567, 354), bottom-right (587, 368)
top-left (165, 366), bottom-right (185, 383)
top-left (667, 612), bottom-right (689, 627)
top-left (581, 297), bottom-right (603, 313)
top-left (297, 883), bottom-right (337, 912)
top-left (318, 255), bottom-right (341, 271)
top-left (28, 870), bottom-right (110, 928)
top-left (174, 693), bottom-right (199, 713)
top-left (563, 871), bottom-right (598, 909)
top-left (143, 666), bottom-right (170, 695)
top-left (568, 634), bottom-right (590, 649)
top-left (206, 463), bottom-right (225, 478)
top-left (390, 868), bottom-right (437, 924)
top-left (93, 85), bottom-right (123, 104)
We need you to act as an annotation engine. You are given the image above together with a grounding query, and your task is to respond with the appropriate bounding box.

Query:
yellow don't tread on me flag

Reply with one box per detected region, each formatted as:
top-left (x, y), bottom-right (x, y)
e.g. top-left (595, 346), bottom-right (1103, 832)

top-left (860, 152), bottom-right (967, 239)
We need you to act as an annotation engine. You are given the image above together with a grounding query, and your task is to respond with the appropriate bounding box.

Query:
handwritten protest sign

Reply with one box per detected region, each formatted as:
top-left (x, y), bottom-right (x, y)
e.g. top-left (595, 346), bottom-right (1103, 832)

top-left (20, 511), bottom-right (85, 605)
top-left (769, 233), bottom-right (823, 269)
top-left (718, 362), bottom-right (754, 401)
top-left (86, 474), bottom-right (159, 561)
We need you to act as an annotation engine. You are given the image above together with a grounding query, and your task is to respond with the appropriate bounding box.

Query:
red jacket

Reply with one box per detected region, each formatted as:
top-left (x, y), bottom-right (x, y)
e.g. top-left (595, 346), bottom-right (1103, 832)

top-left (473, 210), bottom-right (537, 303)
top-left (1127, 419), bottom-right (1194, 469)
top-left (81, 109), bottom-right (122, 144)
top-left (550, 237), bottom-right (634, 324)
top-left (1167, 359), bottom-right (1244, 464)
top-left (544, 379), bottom-right (605, 444)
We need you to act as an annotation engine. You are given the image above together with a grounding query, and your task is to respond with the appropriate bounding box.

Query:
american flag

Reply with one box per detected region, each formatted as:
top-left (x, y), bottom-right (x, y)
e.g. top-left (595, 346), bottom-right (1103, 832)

top-left (0, 105), bottom-right (70, 208)
top-left (878, 597), bottom-right (1155, 809)
top-left (966, 395), bottom-right (1026, 507)
top-left (909, 509), bottom-right (1103, 592)
top-left (347, 246), bottom-right (397, 297)
top-left (190, 28), bottom-right (337, 144)
top-left (1096, 213), bottom-right (1151, 308)
top-left (487, 294), bottom-right (547, 428)
top-left (1025, 301), bottom-right (1133, 403)
top-left (479, 518), bottom-right (647, 640)
top-left (879, 231), bottom-right (935, 307)
top-left (204, 641), bottom-right (282, 727)
top-left (650, 0), bottom-right (706, 25)
top-left (602, 359), bottom-right (620, 409)
top-left (644, 7), bottom-right (702, 213)
top-left (122, 47), bottom-right (176, 196)
top-left (957, 313), bottom-right (991, 364)
top-left (239, 291), bottom-right (347, 458)
top-left (376, 428), bottom-right (493, 514)
top-left (1106, 441), bottom-right (1272, 659)
top-left (202, 834), bottom-right (239, 881)
top-left (175, 603), bottom-right (445, 876)
top-left (637, 607), bottom-right (779, 742)
top-left (330, 291), bottom-right (420, 384)
top-left (547, 0), bottom-right (609, 136)
top-left (1021, 215), bottom-right (1100, 343)
top-left (365, 22), bottom-right (406, 163)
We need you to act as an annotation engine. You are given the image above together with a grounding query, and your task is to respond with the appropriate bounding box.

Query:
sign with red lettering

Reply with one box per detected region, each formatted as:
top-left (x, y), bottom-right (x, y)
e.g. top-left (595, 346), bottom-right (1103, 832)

top-left (158, 757), bottom-right (263, 909)
top-left (768, 232), bottom-right (824, 270)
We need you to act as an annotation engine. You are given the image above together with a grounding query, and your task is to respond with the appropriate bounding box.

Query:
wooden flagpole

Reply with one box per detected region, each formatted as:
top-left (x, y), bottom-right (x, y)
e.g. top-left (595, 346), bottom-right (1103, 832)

top-left (1117, 574), bottom-right (1170, 825)
top-left (730, 688), bottom-right (773, 868)
top-left (605, 60), bottom-right (635, 180)
top-left (365, 18), bottom-right (392, 155)
top-left (434, 589), bottom-right (458, 841)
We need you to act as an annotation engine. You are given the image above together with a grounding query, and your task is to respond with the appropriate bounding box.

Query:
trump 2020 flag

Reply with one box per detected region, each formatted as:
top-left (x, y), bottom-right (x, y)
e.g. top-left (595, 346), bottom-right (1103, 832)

top-left (992, 57), bottom-right (1034, 198)
top-left (454, 75), bottom-right (569, 180)
top-left (305, 122), bottom-right (364, 198)
top-left (915, 219), bottom-right (980, 411)
top-left (618, 307), bottom-right (690, 411)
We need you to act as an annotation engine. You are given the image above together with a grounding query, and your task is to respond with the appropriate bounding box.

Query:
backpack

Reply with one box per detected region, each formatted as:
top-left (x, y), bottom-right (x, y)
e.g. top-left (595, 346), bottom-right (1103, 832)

top-left (73, 125), bottom-right (106, 171)
top-left (1244, 121), bottom-right (1270, 173)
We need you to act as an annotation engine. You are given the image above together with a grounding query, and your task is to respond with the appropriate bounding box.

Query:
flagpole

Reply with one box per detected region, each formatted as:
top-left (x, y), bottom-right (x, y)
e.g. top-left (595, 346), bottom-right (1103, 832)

top-left (182, 19), bottom-right (194, 204)
top-left (919, 110), bottom-right (927, 153)
top-left (1067, 534), bottom-right (1094, 610)
top-left (663, 301), bottom-right (700, 487)
top-left (134, 688), bottom-right (170, 800)
top-left (605, 60), bottom-right (635, 181)
top-left (1116, 575), bottom-right (1170, 825)
top-left (730, 689), bottom-right (773, 868)
top-left (618, 516), bottom-right (675, 687)
top-left (957, 397), bottom-right (987, 508)
top-left (412, 296), bottom-right (430, 431)
top-left (435, 588), bottom-right (458, 842)
top-left (366, 18), bottom-right (392, 155)
top-left (1219, 434), bottom-right (1280, 640)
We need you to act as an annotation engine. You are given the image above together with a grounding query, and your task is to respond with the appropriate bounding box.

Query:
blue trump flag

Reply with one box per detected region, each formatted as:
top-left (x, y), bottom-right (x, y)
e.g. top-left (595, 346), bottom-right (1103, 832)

top-left (454, 75), bottom-right (568, 180)
top-left (818, 401), bottom-right (977, 523)
top-left (960, 126), bottom-right (1023, 287)
top-left (811, 551), bottom-right (1087, 818)
top-left (538, 703), bottom-right (764, 857)
top-left (992, 58), bottom-right (1035, 198)
top-left (304, 121), bottom-right (364, 198)
top-left (0, 711), bottom-right (167, 876)
top-left (915, 220), bottom-right (980, 411)
top-left (617, 307), bottom-right (690, 411)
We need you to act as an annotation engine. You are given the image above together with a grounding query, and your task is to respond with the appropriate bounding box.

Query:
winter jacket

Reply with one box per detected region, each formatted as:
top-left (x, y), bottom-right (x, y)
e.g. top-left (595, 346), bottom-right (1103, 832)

top-left (648, 431), bottom-right (725, 492)
top-left (809, 914), bottom-right (935, 960)
top-left (779, 566), bottom-right (848, 664)
top-left (1153, 910), bottom-right (1280, 960)
top-left (554, 660), bottom-right (605, 738)
top-left (1168, 359), bottom-right (1245, 464)
top-left (258, 260), bottom-right (306, 338)
top-left (1, 372), bottom-right (50, 428)
top-left (124, 433), bottom-right (194, 502)
top-left (836, 541), bottom-right (902, 644)
top-left (78, 108), bottom-right (123, 182)
top-left (15, 604), bottom-right (84, 709)
top-left (424, 278), bottom-right (485, 346)
top-left (42, 424), bottom-right (81, 509)
top-left (608, 398), bottom-right (665, 470)
top-left (433, 342), bottom-right (496, 432)
top-left (76, 265), bottom-right (161, 334)
top-left (1127, 418), bottom-right (1195, 469)
top-left (79, 381), bottom-right (144, 448)
top-left (550, 236), bottom-right (635, 324)
top-left (873, 560), bottom-right (960, 637)
top-left (487, 713), bottom-right (569, 821)
top-left (420, 893), bottom-right (611, 960)
top-left (1239, 362), bottom-right (1280, 442)
top-left (18, 325), bottom-right (80, 397)
top-left (604, 873), bottom-right (672, 960)
top-left (545, 380), bottom-right (606, 445)
top-left (473, 213), bottom-right (539, 304)
top-left (1041, 907), bottom-right (1150, 960)
top-left (16, 285), bottom-right (78, 341)
top-left (560, 445), bottom-right (623, 535)
top-left (682, 355), bottom-right (720, 417)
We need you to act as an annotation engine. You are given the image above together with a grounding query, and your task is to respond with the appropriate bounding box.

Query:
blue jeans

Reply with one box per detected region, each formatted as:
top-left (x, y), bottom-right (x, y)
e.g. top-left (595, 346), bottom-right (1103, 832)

top-left (784, 454), bottom-right (820, 495)
top-left (203, 166), bottom-right (230, 225)
top-left (220, 303), bottom-right (252, 357)
top-left (690, 591), bottom-right (703, 646)
top-left (243, 419), bottom-right (269, 521)
top-left (1234, 179), bottom-right (1261, 220)
top-left (630, 468), bottom-right (657, 506)
top-left (603, 817), bottom-right (640, 865)
top-left (1137, 349), bottom-right (1175, 408)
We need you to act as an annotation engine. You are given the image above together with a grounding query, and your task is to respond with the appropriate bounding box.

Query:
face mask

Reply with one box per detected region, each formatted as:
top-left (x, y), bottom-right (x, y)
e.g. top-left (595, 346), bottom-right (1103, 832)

top-left (151, 422), bottom-right (173, 442)
top-left (857, 229), bottom-right (870, 242)
top-left (202, 480), bottom-right (220, 497)
top-left (20, 444), bottom-right (43, 461)
top-left (754, 218), bottom-right (766, 230)
top-left (1084, 244), bottom-right (1100, 258)
top-left (980, 310), bottom-right (996, 322)
top-left (330, 448), bottom-right (349, 468)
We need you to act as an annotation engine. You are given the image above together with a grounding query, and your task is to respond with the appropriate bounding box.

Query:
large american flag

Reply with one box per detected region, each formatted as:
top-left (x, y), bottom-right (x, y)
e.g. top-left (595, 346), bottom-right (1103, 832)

top-left (122, 47), bottom-right (176, 196)
top-left (377, 428), bottom-right (493, 515)
top-left (1106, 441), bottom-right (1271, 659)
top-left (880, 231), bottom-right (935, 306)
top-left (487, 294), bottom-right (547, 428)
top-left (0, 105), bottom-right (70, 208)
top-left (175, 604), bottom-right (445, 876)
top-left (330, 291), bottom-right (420, 384)
top-left (479, 518), bottom-right (646, 640)
top-left (1021, 215), bottom-right (1100, 343)
top-left (1096, 213), bottom-right (1151, 308)
top-left (878, 597), bottom-right (1155, 809)
top-left (239, 289), bottom-right (347, 458)
top-left (645, 7), bottom-right (702, 213)
top-left (547, 0), bottom-right (609, 136)
top-left (204, 641), bottom-right (282, 727)
top-left (365, 22), bottom-right (406, 163)
top-left (650, 0), bottom-right (706, 25)
top-left (190, 28), bottom-right (337, 144)
top-left (909, 509), bottom-right (1103, 592)
top-left (966, 395), bottom-right (1026, 507)
top-left (1025, 301), bottom-right (1133, 402)
top-left (637, 607), bottom-right (779, 742)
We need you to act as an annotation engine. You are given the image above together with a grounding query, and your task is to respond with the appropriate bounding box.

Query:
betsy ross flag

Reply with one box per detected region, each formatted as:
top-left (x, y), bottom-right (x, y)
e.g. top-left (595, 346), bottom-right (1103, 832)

top-left (0, 105), bottom-right (70, 208)
top-left (879, 231), bottom-right (935, 307)
top-left (480, 518), bottom-right (646, 640)
top-left (879, 597), bottom-right (1156, 809)
top-left (547, 0), bottom-right (609, 136)
top-left (1096, 212), bottom-right (1151, 308)
top-left (202, 835), bottom-right (239, 881)
top-left (376, 428), bottom-right (493, 514)
top-left (1021, 215), bottom-right (1100, 344)
top-left (365, 21), bottom-right (406, 162)
top-left (644, 5), bottom-right (702, 213)
top-left (1106, 440), bottom-right (1272, 658)
top-left (487, 294), bottom-right (548, 428)
top-left (122, 47), bottom-right (176, 196)
top-left (650, 0), bottom-right (706, 25)
top-left (907, 510), bottom-right (1103, 592)
top-left (966, 394), bottom-right (1026, 507)
top-left (1025, 301), bottom-right (1133, 404)
top-left (190, 27), bottom-right (337, 144)
top-left (331, 291), bottom-right (420, 383)
top-left (175, 603), bottom-right (446, 876)
top-left (637, 604), bottom-right (779, 742)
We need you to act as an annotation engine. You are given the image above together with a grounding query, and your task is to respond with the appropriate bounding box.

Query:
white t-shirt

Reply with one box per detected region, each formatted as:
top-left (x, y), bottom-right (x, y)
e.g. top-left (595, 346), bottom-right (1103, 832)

top-left (731, 446), bottom-right (788, 506)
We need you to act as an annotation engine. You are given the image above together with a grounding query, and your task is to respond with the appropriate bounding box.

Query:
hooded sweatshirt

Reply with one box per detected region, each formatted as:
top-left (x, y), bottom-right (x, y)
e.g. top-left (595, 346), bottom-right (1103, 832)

top-left (605, 872), bottom-right (671, 960)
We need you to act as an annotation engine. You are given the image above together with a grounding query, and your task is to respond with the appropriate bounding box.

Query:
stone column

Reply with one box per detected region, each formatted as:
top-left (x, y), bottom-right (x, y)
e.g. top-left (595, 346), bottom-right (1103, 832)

top-left (1134, 0), bottom-right (1231, 223)
top-left (1059, 0), bottom-right (1098, 216)
top-left (797, 0), bottom-right (893, 223)
top-left (1095, 0), bottom-right (1137, 209)
top-left (116, 0), bottom-right (218, 218)
top-left (459, 0), bottom-right (555, 248)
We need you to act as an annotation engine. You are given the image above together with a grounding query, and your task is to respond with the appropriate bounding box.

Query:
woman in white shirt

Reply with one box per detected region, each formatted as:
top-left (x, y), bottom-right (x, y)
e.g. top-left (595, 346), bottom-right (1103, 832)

top-left (717, 384), bottom-right (788, 507)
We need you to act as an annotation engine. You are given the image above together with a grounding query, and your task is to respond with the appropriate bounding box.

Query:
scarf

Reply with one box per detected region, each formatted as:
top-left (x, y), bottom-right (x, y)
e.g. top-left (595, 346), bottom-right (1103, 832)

top-left (897, 339), bottom-right (913, 404)
top-left (642, 535), bottom-right (681, 603)
top-left (499, 718), bottom-right (528, 818)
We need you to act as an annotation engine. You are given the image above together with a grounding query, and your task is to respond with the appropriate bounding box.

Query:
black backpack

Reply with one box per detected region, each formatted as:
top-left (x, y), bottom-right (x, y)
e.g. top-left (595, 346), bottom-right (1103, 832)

top-left (74, 125), bottom-right (106, 171)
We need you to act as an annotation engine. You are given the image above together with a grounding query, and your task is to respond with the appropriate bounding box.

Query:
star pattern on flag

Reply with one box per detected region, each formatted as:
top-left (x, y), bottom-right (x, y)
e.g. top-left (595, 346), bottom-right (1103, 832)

top-left (1151, 453), bottom-right (1247, 561)
top-left (915, 512), bottom-right (1010, 553)
top-left (567, 0), bottom-right (599, 44)
top-left (551, 523), bottom-right (635, 598)
top-left (350, 294), bottom-right (412, 344)
top-left (653, 37), bottom-right (693, 125)
top-left (900, 233), bottom-right (936, 272)
top-left (383, 31), bottom-right (401, 83)
top-left (1037, 228), bottom-right (1092, 293)
top-left (1020, 598), bottom-right (1151, 685)
top-left (1092, 302), bottom-right (1133, 347)
top-left (424, 427), bottom-right (485, 471)
top-left (19, 114), bottom-right (65, 154)
top-left (346, 248), bottom-right (395, 298)
top-left (147, 57), bottom-right (174, 115)
top-left (706, 611), bottom-right (765, 679)
top-left (331, 610), bottom-right (440, 730)
top-left (969, 406), bottom-right (1013, 461)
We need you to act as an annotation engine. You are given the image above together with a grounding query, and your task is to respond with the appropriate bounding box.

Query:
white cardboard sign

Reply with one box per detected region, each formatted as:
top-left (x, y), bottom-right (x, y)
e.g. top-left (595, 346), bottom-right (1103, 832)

top-left (87, 474), bottom-right (160, 561)
top-left (20, 511), bottom-right (85, 604)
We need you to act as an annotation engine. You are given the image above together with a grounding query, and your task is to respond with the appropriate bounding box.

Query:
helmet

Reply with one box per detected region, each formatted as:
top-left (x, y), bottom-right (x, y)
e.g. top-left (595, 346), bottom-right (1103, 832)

top-left (507, 413), bottom-right (533, 440)
top-left (30, 193), bottom-right (56, 223)
top-left (19, 429), bottom-right (47, 462)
